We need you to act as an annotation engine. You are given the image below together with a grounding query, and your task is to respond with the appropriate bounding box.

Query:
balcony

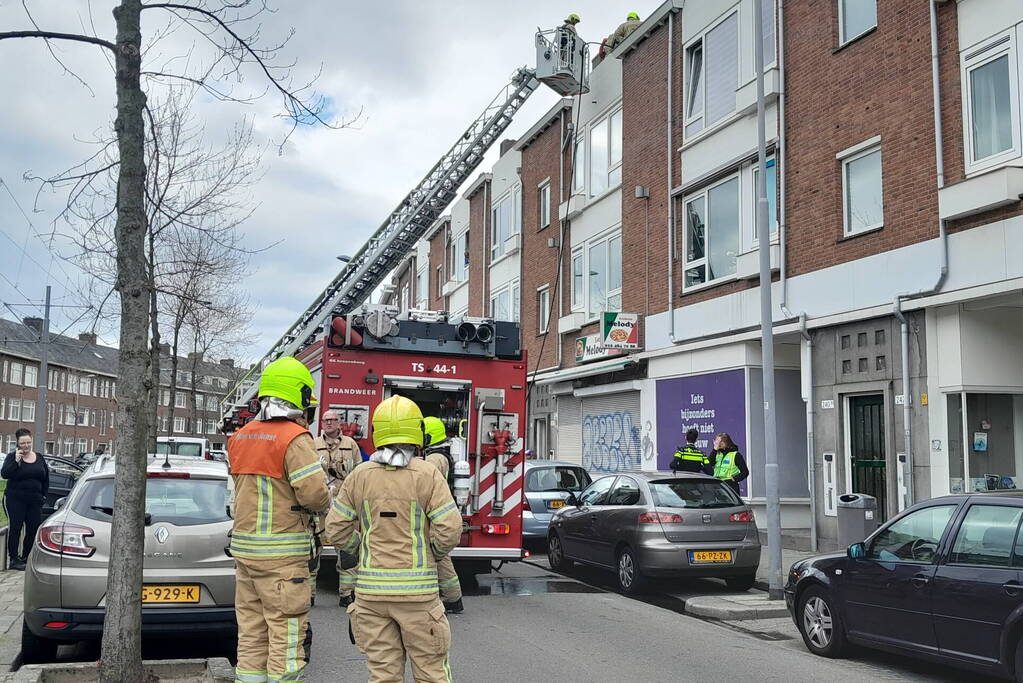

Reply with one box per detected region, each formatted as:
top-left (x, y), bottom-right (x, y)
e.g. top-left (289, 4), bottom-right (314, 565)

top-left (939, 166), bottom-right (1023, 222)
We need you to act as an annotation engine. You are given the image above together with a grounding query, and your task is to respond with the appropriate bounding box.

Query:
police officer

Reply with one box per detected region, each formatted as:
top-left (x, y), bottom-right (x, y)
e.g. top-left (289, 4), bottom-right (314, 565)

top-left (310, 409), bottom-right (361, 607)
top-left (708, 432), bottom-right (750, 496)
top-left (671, 428), bottom-right (711, 474)
top-left (326, 396), bottom-right (462, 683)
top-left (229, 357), bottom-right (331, 683)
top-left (422, 416), bottom-right (463, 614)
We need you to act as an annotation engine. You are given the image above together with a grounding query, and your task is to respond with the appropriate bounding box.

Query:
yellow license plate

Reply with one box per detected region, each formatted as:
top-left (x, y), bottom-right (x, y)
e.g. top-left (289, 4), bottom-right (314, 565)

top-left (142, 585), bottom-right (200, 603)
top-left (548, 499), bottom-right (566, 509)
top-left (691, 550), bottom-right (733, 563)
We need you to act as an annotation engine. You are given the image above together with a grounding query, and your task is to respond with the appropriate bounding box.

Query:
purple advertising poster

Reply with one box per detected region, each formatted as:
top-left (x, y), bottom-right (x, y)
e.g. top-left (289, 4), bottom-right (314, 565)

top-left (655, 369), bottom-right (747, 495)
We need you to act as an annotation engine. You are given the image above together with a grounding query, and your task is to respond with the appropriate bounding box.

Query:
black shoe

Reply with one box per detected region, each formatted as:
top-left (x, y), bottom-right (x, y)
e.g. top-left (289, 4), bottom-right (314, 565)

top-left (443, 598), bottom-right (464, 614)
top-left (11, 561), bottom-right (26, 571)
top-left (339, 594), bottom-right (354, 608)
top-left (310, 595), bottom-right (315, 607)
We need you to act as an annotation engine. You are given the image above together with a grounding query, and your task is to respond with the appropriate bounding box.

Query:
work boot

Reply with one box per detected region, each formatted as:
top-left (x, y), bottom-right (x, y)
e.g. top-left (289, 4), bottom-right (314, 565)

top-left (339, 593), bottom-right (354, 608)
top-left (444, 598), bottom-right (464, 614)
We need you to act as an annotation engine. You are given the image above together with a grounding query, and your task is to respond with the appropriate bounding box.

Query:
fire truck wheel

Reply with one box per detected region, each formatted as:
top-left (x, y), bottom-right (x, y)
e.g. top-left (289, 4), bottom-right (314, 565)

top-left (547, 531), bottom-right (573, 572)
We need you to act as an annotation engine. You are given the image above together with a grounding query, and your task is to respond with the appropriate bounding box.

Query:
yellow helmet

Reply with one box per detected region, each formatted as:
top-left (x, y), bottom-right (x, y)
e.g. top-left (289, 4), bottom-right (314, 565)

top-left (372, 396), bottom-right (424, 448)
top-left (628, 12), bottom-right (640, 20)
top-left (566, 13), bottom-right (581, 24)
top-left (258, 357), bottom-right (317, 409)
top-left (423, 416), bottom-right (448, 448)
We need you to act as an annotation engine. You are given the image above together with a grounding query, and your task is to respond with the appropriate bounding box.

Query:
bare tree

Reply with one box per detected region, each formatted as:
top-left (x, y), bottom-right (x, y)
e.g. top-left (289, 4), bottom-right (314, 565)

top-left (0, 3), bottom-right (352, 679)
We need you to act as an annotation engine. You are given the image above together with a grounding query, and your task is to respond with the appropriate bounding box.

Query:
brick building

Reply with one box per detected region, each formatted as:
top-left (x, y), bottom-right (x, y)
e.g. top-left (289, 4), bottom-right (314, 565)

top-left (377, 0), bottom-right (1023, 547)
top-left (0, 317), bottom-right (242, 456)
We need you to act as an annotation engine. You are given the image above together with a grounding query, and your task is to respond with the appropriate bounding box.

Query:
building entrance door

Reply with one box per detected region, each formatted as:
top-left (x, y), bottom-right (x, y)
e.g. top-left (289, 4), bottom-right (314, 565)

top-left (849, 394), bottom-right (887, 521)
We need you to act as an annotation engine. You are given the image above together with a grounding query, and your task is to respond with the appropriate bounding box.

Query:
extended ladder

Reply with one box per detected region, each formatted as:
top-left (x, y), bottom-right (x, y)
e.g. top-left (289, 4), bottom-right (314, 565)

top-left (223, 68), bottom-right (541, 415)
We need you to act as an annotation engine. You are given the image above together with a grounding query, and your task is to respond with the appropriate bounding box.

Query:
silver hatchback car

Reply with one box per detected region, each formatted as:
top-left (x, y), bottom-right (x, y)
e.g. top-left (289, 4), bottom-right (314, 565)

top-left (547, 471), bottom-right (761, 594)
top-left (22, 455), bottom-right (236, 663)
top-left (522, 461), bottom-right (592, 540)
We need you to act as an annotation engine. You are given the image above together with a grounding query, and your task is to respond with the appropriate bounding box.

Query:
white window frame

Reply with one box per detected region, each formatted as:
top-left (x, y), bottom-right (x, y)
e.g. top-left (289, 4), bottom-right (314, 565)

top-left (24, 365), bottom-right (37, 388)
top-left (749, 157), bottom-right (779, 249)
top-left (22, 399), bottom-right (35, 424)
top-left (838, 137), bottom-right (884, 236)
top-left (435, 265), bottom-right (443, 296)
top-left (173, 416), bottom-right (186, 434)
top-left (588, 107), bottom-right (623, 198)
top-left (538, 180), bottom-right (551, 229)
top-left (682, 9), bottom-right (739, 141)
top-left (490, 188), bottom-right (521, 262)
top-left (961, 30), bottom-right (1022, 175)
top-left (682, 171), bottom-right (742, 291)
top-left (572, 136), bottom-right (585, 195)
top-left (838, 0), bottom-right (877, 47)
top-left (400, 283), bottom-right (411, 312)
top-left (571, 249), bottom-right (584, 312)
top-left (7, 398), bottom-right (21, 422)
top-left (449, 230), bottom-right (469, 283)
top-left (415, 268), bottom-right (428, 309)
top-left (537, 286), bottom-right (551, 334)
top-left (174, 391), bottom-right (187, 409)
top-left (572, 228), bottom-right (623, 321)
top-left (489, 280), bottom-right (520, 322)
top-left (9, 362), bottom-right (23, 386)
top-left (77, 408), bottom-right (89, 427)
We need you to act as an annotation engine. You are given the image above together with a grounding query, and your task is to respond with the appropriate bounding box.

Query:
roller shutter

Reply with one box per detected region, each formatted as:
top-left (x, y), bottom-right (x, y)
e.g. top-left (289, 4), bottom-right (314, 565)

top-left (556, 395), bottom-right (582, 465)
top-left (581, 391), bottom-right (643, 475)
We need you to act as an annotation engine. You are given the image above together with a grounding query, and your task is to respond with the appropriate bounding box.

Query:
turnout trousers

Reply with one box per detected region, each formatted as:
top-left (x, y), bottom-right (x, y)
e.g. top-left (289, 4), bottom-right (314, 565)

top-left (348, 597), bottom-right (453, 683)
top-left (235, 557), bottom-right (312, 682)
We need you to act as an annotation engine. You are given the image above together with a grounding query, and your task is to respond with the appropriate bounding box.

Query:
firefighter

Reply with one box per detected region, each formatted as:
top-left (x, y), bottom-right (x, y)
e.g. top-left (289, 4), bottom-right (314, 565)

top-left (422, 416), bottom-right (463, 614)
top-left (228, 356), bottom-right (331, 683)
top-left (560, 13), bottom-right (581, 65)
top-left (310, 409), bottom-right (361, 607)
top-left (671, 428), bottom-right (711, 474)
top-left (326, 396), bottom-right (462, 683)
top-left (608, 11), bottom-right (642, 49)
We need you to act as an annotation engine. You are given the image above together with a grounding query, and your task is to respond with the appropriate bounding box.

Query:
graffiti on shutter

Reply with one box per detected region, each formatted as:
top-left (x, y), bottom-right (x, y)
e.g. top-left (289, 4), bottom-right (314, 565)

top-left (582, 392), bottom-right (642, 474)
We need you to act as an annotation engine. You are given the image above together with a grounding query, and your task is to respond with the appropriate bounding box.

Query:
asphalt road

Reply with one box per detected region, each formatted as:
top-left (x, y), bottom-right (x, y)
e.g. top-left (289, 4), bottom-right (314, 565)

top-left (304, 560), bottom-right (992, 683)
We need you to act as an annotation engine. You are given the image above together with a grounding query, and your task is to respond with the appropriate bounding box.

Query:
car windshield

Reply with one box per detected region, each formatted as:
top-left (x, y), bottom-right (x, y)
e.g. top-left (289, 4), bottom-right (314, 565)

top-left (526, 466), bottom-right (592, 492)
top-left (72, 476), bottom-right (230, 526)
top-left (155, 442), bottom-right (203, 458)
top-left (650, 479), bottom-right (742, 509)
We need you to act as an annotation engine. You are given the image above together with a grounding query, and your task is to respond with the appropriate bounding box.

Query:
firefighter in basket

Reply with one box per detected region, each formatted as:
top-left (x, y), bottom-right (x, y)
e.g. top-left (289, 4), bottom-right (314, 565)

top-left (228, 357), bottom-right (331, 683)
top-left (326, 396), bottom-right (462, 682)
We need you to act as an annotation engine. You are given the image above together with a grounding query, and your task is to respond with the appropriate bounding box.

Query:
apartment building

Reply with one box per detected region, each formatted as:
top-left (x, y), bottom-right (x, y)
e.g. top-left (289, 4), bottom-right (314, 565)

top-left (0, 317), bottom-right (242, 455)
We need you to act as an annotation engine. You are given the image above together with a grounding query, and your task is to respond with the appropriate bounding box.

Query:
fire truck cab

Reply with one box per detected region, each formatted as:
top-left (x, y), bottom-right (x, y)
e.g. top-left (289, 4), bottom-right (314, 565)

top-left (299, 305), bottom-right (528, 580)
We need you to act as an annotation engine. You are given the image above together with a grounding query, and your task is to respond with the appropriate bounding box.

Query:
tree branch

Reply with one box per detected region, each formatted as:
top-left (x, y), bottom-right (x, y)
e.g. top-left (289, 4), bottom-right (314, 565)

top-left (0, 30), bottom-right (116, 52)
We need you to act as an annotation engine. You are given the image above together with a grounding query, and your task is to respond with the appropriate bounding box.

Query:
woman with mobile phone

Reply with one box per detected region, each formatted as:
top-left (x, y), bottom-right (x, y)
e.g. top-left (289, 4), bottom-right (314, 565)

top-left (2, 428), bottom-right (49, 570)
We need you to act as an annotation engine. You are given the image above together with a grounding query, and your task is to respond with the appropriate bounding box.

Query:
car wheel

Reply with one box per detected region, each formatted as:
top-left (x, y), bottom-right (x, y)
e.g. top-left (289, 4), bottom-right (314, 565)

top-left (797, 586), bottom-right (846, 658)
top-left (615, 546), bottom-right (646, 595)
top-left (21, 619), bottom-right (59, 664)
top-left (547, 532), bottom-right (573, 572)
top-left (725, 573), bottom-right (757, 591)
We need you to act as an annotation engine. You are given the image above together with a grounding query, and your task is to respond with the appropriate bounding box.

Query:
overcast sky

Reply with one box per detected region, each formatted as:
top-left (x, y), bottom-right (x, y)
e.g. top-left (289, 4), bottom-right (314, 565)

top-left (0, 1), bottom-right (654, 361)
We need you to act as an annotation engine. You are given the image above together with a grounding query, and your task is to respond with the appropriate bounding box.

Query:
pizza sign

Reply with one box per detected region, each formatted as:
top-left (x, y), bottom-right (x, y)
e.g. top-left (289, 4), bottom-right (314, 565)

top-left (602, 312), bottom-right (640, 349)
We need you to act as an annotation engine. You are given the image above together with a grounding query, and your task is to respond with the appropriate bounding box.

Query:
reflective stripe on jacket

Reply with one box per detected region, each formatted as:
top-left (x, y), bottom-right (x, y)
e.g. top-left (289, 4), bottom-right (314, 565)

top-left (673, 446), bottom-right (708, 464)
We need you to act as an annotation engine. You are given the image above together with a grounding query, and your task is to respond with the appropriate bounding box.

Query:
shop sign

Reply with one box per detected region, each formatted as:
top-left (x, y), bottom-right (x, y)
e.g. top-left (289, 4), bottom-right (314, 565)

top-left (574, 334), bottom-right (623, 364)
top-left (601, 312), bottom-right (640, 349)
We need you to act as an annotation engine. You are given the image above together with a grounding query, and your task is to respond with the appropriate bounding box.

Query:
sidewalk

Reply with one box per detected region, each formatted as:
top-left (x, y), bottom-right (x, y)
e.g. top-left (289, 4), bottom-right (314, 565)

top-left (754, 546), bottom-right (820, 592)
top-left (0, 568), bottom-right (24, 680)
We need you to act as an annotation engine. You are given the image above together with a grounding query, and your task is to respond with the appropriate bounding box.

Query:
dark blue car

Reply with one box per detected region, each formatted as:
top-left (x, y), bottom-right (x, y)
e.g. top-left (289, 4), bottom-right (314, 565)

top-left (786, 492), bottom-right (1023, 681)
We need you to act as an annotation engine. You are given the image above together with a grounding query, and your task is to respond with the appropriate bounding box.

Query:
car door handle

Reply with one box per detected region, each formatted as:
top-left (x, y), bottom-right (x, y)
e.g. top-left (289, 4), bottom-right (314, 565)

top-left (910, 575), bottom-right (930, 588)
top-left (590, 515), bottom-right (598, 521)
top-left (1003, 581), bottom-right (1022, 596)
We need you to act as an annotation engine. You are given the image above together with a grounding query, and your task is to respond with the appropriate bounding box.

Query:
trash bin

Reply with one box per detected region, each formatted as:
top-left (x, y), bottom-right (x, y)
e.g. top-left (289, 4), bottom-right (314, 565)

top-left (837, 493), bottom-right (878, 548)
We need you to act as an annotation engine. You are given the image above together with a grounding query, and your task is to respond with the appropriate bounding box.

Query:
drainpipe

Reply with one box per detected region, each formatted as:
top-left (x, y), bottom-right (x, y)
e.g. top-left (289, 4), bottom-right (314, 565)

top-left (666, 11), bottom-right (679, 343)
top-left (557, 112), bottom-right (574, 370)
top-left (798, 314), bottom-right (818, 552)
top-left (891, 0), bottom-right (950, 509)
top-left (777, 0), bottom-right (793, 321)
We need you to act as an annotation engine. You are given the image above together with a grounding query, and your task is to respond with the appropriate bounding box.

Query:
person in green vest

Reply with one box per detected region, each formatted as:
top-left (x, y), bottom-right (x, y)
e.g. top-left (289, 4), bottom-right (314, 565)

top-left (671, 428), bottom-right (711, 474)
top-left (709, 433), bottom-right (749, 496)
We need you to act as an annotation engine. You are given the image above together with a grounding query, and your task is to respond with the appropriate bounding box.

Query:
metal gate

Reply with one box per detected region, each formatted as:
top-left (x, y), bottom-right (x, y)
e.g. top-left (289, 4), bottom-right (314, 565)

top-left (557, 396), bottom-right (582, 465)
top-left (582, 392), bottom-right (643, 475)
top-left (849, 394), bottom-right (887, 521)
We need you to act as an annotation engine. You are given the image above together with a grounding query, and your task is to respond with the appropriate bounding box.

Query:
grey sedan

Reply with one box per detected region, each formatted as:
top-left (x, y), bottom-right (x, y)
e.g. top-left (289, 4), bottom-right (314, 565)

top-left (547, 471), bottom-right (761, 594)
top-left (522, 461), bottom-right (592, 540)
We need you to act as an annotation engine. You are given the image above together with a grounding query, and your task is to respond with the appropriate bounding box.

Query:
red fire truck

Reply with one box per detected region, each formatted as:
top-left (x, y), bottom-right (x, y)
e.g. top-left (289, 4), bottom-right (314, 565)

top-left (299, 305), bottom-right (528, 579)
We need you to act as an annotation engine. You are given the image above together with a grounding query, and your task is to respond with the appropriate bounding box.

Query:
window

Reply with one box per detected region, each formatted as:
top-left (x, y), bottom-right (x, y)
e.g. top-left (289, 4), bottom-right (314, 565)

top-left (588, 109), bottom-right (622, 196)
top-left (949, 505), bottom-right (1023, 567)
top-left (684, 176), bottom-right (740, 287)
top-left (9, 362), bottom-right (23, 386)
top-left (173, 416), bottom-right (186, 433)
top-left (22, 400), bottom-right (36, 423)
top-left (99, 409), bottom-right (107, 436)
top-left (572, 136), bottom-right (584, 194)
top-left (491, 190), bottom-right (520, 260)
top-left (7, 398), bottom-right (21, 421)
top-left (159, 416), bottom-right (169, 433)
top-left (24, 365), bottom-right (37, 388)
top-left (79, 377), bottom-right (91, 396)
top-left (963, 33), bottom-right (1020, 170)
top-left (607, 477), bottom-right (642, 506)
top-left (435, 265), bottom-right (443, 296)
top-left (4, 436), bottom-right (15, 453)
top-left (490, 289), bottom-right (512, 322)
top-left (839, 0), bottom-right (877, 46)
top-left (110, 411), bottom-right (115, 429)
top-left (161, 389), bottom-right (170, 407)
top-left (175, 392), bottom-right (187, 409)
top-left (512, 282), bottom-right (520, 322)
top-left (400, 283), bottom-right (410, 312)
top-left (449, 231), bottom-right (469, 282)
top-left (60, 371), bottom-right (66, 393)
top-left (77, 409), bottom-right (89, 427)
top-left (46, 403), bottom-right (55, 433)
top-left (842, 143), bottom-right (883, 235)
top-left (867, 504), bottom-right (956, 563)
top-left (538, 181), bottom-right (551, 229)
top-left (64, 405), bottom-right (75, 425)
top-left (760, 0), bottom-right (776, 66)
top-left (537, 287), bottom-right (550, 334)
top-left (207, 419), bottom-right (218, 435)
top-left (684, 12), bottom-right (738, 138)
top-left (651, 479), bottom-right (743, 508)
top-left (74, 477), bottom-right (229, 527)
top-left (76, 438), bottom-right (88, 454)
top-left (578, 476), bottom-right (616, 506)
top-left (178, 371), bottom-right (192, 385)
top-left (570, 232), bottom-right (622, 317)
top-left (195, 394), bottom-right (204, 411)
top-left (751, 158), bottom-right (778, 243)
top-left (571, 251), bottom-right (583, 310)
top-left (416, 268), bottom-right (428, 309)
top-left (525, 466), bottom-right (591, 492)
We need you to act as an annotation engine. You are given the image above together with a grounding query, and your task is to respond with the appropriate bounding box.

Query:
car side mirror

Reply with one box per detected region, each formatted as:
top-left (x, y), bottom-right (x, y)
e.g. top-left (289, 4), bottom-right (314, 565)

top-left (54, 497), bottom-right (67, 511)
top-left (557, 490), bottom-right (579, 507)
top-left (847, 542), bottom-right (866, 559)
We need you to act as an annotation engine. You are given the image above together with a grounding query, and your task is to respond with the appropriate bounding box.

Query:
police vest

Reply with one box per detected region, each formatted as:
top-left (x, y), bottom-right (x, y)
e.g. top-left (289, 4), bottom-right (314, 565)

top-left (674, 445), bottom-right (706, 463)
top-left (713, 450), bottom-right (741, 480)
top-left (228, 418), bottom-right (308, 478)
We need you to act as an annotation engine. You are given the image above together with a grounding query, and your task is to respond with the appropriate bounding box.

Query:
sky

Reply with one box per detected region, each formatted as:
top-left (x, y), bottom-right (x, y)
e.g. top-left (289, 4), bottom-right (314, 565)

top-left (0, 0), bottom-right (654, 362)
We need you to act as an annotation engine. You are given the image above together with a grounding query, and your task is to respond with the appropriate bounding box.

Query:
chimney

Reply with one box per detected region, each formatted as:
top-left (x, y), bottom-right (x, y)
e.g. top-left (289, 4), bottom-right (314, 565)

top-left (219, 358), bottom-right (235, 368)
top-left (23, 317), bottom-right (43, 336)
top-left (78, 331), bottom-right (97, 345)
top-left (499, 139), bottom-right (517, 156)
top-left (187, 351), bottom-right (203, 362)
top-left (159, 342), bottom-right (171, 356)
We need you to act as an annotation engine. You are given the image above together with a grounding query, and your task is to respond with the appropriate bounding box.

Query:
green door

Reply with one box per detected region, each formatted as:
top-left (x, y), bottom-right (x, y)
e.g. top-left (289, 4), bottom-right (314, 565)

top-left (849, 394), bottom-right (887, 521)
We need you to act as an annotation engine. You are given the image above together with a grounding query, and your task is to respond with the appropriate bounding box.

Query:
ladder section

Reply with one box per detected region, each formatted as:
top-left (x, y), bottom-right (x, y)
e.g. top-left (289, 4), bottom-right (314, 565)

top-left (223, 68), bottom-right (541, 415)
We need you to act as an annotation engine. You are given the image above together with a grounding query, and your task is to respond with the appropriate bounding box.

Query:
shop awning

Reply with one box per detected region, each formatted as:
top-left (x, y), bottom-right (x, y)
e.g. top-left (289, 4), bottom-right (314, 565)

top-left (532, 357), bottom-right (637, 386)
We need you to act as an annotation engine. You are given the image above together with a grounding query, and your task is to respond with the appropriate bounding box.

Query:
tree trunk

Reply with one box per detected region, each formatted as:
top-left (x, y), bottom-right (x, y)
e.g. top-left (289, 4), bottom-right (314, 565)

top-left (100, 2), bottom-right (150, 681)
top-left (168, 317), bottom-right (181, 435)
top-left (148, 241), bottom-right (160, 452)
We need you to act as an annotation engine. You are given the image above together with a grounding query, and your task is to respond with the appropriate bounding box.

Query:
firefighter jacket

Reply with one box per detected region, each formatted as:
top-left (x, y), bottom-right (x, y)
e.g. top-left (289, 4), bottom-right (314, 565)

top-left (325, 457), bottom-right (462, 602)
top-left (228, 418), bottom-right (331, 562)
top-left (315, 433), bottom-right (360, 488)
top-left (424, 444), bottom-right (453, 486)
